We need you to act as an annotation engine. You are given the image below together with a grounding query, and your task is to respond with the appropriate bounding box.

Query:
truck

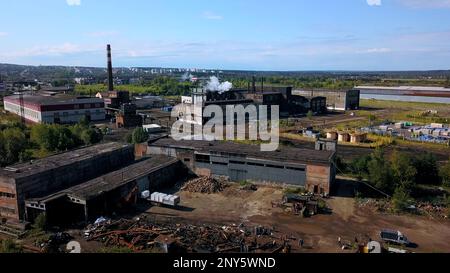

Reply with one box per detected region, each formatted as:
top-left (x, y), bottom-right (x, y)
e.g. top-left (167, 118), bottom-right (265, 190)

top-left (380, 229), bottom-right (410, 246)
top-left (141, 191), bottom-right (180, 207)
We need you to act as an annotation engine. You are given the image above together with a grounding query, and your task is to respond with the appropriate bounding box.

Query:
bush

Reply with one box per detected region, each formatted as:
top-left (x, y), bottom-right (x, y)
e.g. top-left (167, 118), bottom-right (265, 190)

top-left (32, 213), bottom-right (47, 231)
top-left (392, 187), bottom-right (412, 212)
top-left (284, 187), bottom-right (306, 195)
top-left (132, 127), bottom-right (149, 144)
top-left (440, 159), bottom-right (450, 188)
top-left (0, 239), bottom-right (23, 253)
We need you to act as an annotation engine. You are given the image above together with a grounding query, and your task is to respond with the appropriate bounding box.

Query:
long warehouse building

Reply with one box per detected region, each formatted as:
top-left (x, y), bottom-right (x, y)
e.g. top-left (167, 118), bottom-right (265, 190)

top-left (3, 94), bottom-right (106, 124)
top-left (147, 138), bottom-right (336, 195)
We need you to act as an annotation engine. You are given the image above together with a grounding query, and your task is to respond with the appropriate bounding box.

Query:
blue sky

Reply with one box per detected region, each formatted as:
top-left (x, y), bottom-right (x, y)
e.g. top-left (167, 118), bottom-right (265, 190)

top-left (0, 0), bottom-right (450, 70)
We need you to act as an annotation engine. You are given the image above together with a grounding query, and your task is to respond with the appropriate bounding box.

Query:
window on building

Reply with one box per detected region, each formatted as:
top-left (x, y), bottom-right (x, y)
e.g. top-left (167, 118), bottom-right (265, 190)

top-left (230, 160), bottom-right (246, 165)
top-left (266, 164), bottom-right (285, 169)
top-left (211, 161), bottom-right (228, 166)
top-left (195, 154), bottom-right (210, 163)
top-left (0, 192), bottom-right (16, 199)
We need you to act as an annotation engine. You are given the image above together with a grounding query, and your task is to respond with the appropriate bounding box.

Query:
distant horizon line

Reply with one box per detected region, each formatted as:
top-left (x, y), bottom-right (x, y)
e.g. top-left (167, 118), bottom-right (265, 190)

top-left (1, 62), bottom-right (450, 74)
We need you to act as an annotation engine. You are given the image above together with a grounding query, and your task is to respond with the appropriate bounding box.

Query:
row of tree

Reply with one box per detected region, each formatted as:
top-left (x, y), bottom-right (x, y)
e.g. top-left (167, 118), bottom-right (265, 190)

top-left (0, 118), bottom-right (103, 167)
top-left (343, 149), bottom-right (450, 211)
top-left (75, 77), bottom-right (194, 96)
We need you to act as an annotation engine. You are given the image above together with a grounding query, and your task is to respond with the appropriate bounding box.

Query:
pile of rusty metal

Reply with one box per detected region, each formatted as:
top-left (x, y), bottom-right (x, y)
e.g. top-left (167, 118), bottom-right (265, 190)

top-left (84, 218), bottom-right (292, 253)
top-left (181, 176), bottom-right (228, 194)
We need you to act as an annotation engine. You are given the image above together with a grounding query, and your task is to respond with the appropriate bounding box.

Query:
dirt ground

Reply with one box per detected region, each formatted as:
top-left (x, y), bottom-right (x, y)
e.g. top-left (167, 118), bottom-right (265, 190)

top-left (146, 184), bottom-right (450, 253)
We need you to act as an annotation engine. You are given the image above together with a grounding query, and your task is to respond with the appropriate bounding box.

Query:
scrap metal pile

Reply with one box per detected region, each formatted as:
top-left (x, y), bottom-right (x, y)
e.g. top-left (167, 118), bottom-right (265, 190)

top-left (84, 218), bottom-right (293, 253)
top-left (181, 176), bottom-right (228, 194)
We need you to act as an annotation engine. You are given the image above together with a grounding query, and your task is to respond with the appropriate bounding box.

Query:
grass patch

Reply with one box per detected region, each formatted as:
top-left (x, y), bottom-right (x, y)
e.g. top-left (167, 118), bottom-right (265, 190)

top-left (283, 187), bottom-right (307, 195)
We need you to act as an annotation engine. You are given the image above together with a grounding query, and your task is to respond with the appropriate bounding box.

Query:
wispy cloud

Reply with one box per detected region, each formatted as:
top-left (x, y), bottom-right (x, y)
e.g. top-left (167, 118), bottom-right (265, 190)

top-left (397, 0), bottom-right (450, 8)
top-left (203, 11), bottom-right (223, 20)
top-left (357, 48), bottom-right (392, 54)
top-left (367, 0), bottom-right (382, 6)
top-left (0, 32), bottom-right (8, 37)
top-left (0, 43), bottom-right (99, 58)
top-left (66, 0), bottom-right (81, 6)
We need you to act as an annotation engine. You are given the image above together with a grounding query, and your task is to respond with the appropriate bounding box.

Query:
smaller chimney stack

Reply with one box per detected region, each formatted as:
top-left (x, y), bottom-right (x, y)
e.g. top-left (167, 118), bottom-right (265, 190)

top-left (107, 44), bottom-right (114, 91)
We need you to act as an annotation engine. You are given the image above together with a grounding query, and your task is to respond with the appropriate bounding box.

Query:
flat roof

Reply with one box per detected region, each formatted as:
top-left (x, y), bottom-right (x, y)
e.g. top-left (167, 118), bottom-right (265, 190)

top-left (27, 155), bottom-right (178, 202)
top-left (0, 142), bottom-right (130, 179)
top-left (4, 94), bottom-right (103, 106)
top-left (293, 89), bottom-right (356, 94)
top-left (355, 86), bottom-right (450, 92)
top-left (150, 138), bottom-right (335, 165)
top-left (66, 155), bottom-right (178, 201)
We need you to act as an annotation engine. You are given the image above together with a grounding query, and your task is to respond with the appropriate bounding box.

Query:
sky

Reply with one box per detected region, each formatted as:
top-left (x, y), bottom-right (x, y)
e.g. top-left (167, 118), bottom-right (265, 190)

top-left (0, 0), bottom-right (450, 71)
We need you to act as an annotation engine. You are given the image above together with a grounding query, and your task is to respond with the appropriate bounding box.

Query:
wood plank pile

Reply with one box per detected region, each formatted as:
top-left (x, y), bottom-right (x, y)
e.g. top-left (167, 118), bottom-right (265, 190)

top-left (181, 176), bottom-right (228, 194)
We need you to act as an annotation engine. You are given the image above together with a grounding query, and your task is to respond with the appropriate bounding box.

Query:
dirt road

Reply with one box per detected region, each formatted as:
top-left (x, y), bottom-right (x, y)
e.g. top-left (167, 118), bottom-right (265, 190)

top-left (147, 185), bottom-right (450, 253)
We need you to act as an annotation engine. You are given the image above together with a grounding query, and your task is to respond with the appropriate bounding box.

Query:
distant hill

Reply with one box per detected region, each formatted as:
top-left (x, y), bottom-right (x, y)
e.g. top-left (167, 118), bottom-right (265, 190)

top-left (0, 62), bottom-right (449, 82)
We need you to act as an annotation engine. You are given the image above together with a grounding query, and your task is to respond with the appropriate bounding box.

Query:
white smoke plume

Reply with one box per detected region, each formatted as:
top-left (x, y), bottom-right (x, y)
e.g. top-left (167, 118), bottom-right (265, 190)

top-left (181, 72), bottom-right (194, 82)
top-left (205, 76), bottom-right (233, 93)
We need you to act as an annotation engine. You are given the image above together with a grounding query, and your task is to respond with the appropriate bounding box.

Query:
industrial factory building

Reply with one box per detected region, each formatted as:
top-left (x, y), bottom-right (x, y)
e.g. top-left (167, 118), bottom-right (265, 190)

top-left (178, 83), bottom-right (333, 127)
top-left (0, 142), bottom-right (185, 225)
top-left (147, 138), bottom-right (336, 195)
top-left (24, 156), bottom-right (183, 224)
top-left (292, 89), bottom-right (360, 111)
top-left (0, 143), bottom-right (134, 221)
top-left (356, 85), bottom-right (450, 104)
top-left (3, 94), bottom-right (105, 124)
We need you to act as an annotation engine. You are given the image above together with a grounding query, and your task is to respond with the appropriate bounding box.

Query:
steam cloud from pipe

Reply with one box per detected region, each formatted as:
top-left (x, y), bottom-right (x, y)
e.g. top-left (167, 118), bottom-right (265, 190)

top-left (205, 76), bottom-right (233, 93)
top-left (181, 72), bottom-right (194, 82)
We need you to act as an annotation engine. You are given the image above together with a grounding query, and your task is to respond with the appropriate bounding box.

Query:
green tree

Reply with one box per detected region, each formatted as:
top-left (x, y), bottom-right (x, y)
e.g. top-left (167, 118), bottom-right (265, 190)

top-left (131, 127), bottom-right (149, 144)
top-left (390, 151), bottom-right (417, 193)
top-left (412, 153), bottom-right (440, 185)
top-left (307, 110), bottom-right (313, 119)
top-left (440, 159), bottom-right (450, 187)
top-left (80, 128), bottom-right (103, 145)
top-left (1, 128), bottom-right (28, 165)
top-left (391, 187), bottom-right (412, 212)
top-left (350, 155), bottom-right (371, 181)
top-left (367, 148), bottom-right (393, 193)
top-left (31, 124), bottom-right (58, 151)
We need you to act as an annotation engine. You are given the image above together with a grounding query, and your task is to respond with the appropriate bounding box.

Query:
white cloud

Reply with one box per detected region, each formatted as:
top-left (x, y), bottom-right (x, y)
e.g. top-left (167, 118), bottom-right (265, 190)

top-left (0, 43), bottom-right (98, 58)
top-left (203, 11), bottom-right (223, 20)
top-left (397, 0), bottom-right (450, 8)
top-left (357, 48), bottom-right (392, 54)
top-left (0, 32), bottom-right (8, 37)
top-left (367, 0), bottom-right (382, 6)
top-left (66, 0), bottom-right (81, 6)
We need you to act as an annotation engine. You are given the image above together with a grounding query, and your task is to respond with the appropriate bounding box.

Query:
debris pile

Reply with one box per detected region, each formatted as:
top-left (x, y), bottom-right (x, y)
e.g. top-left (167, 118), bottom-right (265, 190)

top-left (182, 176), bottom-right (228, 194)
top-left (84, 218), bottom-right (292, 253)
top-left (417, 202), bottom-right (448, 219)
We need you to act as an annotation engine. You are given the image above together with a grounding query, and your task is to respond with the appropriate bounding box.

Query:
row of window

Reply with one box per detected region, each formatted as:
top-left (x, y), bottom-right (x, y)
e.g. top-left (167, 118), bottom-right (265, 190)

top-left (0, 192), bottom-right (16, 199)
top-left (195, 156), bottom-right (306, 172)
